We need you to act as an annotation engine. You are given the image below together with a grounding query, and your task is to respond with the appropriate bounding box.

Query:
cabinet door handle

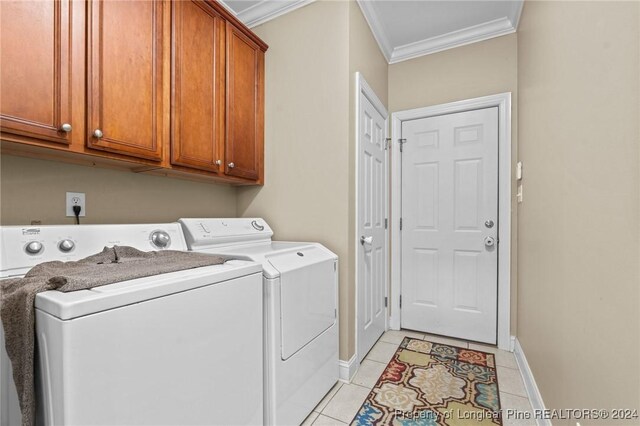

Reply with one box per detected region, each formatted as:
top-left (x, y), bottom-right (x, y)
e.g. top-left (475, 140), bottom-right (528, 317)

top-left (60, 123), bottom-right (72, 133)
top-left (93, 129), bottom-right (103, 139)
top-left (228, 162), bottom-right (235, 169)
top-left (215, 160), bottom-right (222, 166)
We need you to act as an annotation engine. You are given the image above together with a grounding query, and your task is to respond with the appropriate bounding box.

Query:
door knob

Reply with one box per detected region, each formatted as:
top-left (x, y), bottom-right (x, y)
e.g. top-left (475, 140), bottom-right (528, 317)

top-left (93, 129), bottom-right (103, 139)
top-left (228, 162), bottom-right (235, 169)
top-left (215, 160), bottom-right (222, 166)
top-left (360, 236), bottom-right (373, 246)
top-left (60, 123), bottom-right (72, 133)
top-left (485, 219), bottom-right (495, 228)
top-left (484, 236), bottom-right (496, 247)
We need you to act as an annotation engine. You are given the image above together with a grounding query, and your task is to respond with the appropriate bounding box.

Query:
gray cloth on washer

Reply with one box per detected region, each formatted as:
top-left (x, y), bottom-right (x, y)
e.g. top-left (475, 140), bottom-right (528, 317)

top-left (0, 246), bottom-right (227, 426)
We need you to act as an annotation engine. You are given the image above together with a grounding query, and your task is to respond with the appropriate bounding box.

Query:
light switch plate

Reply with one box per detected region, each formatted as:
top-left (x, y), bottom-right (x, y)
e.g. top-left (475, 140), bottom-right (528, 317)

top-left (66, 192), bottom-right (86, 217)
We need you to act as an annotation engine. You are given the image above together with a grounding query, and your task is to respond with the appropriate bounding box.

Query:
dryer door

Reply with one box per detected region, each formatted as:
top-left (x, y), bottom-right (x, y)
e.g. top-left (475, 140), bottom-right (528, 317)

top-left (268, 247), bottom-right (337, 360)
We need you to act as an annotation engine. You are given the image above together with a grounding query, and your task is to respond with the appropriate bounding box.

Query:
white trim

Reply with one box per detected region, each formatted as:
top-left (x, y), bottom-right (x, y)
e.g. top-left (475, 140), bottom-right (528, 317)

top-left (355, 73), bottom-right (388, 122)
top-left (354, 72), bottom-right (390, 364)
top-left (390, 93), bottom-right (512, 350)
top-left (389, 115), bottom-right (402, 331)
top-left (389, 18), bottom-right (515, 64)
top-left (514, 338), bottom-right (551, 426)
top-left (355, 0), bottom-right (393, 62)
top-left (357, 0), bottom-right (524, 65)
top-left (338, 354), bottom-right (359, 383)
top-left (511, 0), bottom-right (525, 30)
top-left (215, 0), bottom-right (238, 16)
top-left (227, 0), bottom-right (315, 28)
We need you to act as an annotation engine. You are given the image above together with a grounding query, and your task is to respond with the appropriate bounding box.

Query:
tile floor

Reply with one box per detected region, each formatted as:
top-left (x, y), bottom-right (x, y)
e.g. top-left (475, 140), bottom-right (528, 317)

top-left (302, 330), bottom-right (536, 426)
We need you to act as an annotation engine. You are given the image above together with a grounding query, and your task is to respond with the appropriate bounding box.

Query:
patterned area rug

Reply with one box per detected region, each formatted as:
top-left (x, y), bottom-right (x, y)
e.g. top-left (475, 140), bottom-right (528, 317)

top-left (351, 338), bottom-right (502, 425)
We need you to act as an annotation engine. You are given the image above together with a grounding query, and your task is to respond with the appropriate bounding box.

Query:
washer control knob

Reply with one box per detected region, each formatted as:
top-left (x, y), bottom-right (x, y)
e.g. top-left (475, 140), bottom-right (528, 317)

top-left (150, 231), bottom-right (171, 249)
top-left (58, 239), bottom-right (75, 252)
top-left (25, 241), bottom-right (43, 255)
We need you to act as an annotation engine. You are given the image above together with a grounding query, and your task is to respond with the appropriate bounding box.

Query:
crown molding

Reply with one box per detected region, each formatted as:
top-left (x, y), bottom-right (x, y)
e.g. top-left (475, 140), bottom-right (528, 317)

top-left (215, 0), bottom-right (238, 17)
top-left (220, 0), bottom-right (524, 63)
top-left (511, 0), bottom-right (525, 29)
top-left (389, 17), bottom-right (516, 64)
top-left (358, 0), bottom-right (523, 65)
top-left (227, 0), bottom-right (315, 28)
top-left (355, 0), bottom-right (392, 62)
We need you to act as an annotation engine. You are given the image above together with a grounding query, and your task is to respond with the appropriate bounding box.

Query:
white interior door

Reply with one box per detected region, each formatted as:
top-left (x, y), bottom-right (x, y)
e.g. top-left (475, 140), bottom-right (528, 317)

top-left (401, 107), bottom-right (498, 344)
top-left (357, 80), bottom-right (388, 361)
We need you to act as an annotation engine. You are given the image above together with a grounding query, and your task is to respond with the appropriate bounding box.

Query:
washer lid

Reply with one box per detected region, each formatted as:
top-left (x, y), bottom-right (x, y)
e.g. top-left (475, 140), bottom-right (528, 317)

top-left (34, 261), bottom-right (261, 320)
top-left (268, 246), bottom-right (337, 360)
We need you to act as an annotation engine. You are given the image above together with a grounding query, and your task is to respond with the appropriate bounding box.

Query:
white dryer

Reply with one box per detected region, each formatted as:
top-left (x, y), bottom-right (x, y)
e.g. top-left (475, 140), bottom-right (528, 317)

top-left (0, 224), bottom-right (264, 426)
top-left (179, 218), bottom-right (339, 426)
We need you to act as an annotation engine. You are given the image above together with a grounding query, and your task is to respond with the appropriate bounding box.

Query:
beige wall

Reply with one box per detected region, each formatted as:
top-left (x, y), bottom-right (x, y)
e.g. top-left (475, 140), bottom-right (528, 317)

top-left (517, 1), bottom-right (640, 419)
top-left (388, 34), bottom-right (520, 332)
top-left (236, 1), bottom-right (353, 360)
top-left (0, 155), bottom-right (237, 225)
top-left (237, 0), bottom-right (388, 362)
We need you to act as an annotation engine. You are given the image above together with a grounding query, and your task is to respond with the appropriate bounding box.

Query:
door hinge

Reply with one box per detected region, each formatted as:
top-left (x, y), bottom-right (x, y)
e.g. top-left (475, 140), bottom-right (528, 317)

top-left (384, 138), bottom-right (391, 150)
top-left (384, 218), bottom-right (388, 229)
top-left (398, 138), bottom-right (407, 153)
top-left (400, 218), bottom-right (403, 230)
top-left (384, 296), bottom-right (388, 308)
top-left (399, 295), bottom-right (402, 308)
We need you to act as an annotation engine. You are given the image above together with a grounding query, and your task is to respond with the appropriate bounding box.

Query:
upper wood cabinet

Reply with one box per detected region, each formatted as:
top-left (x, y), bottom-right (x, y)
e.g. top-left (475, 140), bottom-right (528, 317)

top-left (0, 0), bottom-right (267, 185)
top-left (86, 0), bottom-right (166, 161)
top-left (225, 23), bottom-right (265, 182)
top-left (171, 0), bottom-right (225, 173)
top-left (0, 0), bottom-right (75, 145)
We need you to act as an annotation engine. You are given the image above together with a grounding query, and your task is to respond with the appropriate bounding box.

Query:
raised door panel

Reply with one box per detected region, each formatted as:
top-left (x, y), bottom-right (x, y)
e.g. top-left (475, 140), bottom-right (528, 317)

top-left (87, 0), bottom-right (165, 161)
top-left (171, 0), bottom-right (225, 172)
top-left (225, 23), bottom-right (264, 182)
top-left (0, 0), bottom-right (73, 144)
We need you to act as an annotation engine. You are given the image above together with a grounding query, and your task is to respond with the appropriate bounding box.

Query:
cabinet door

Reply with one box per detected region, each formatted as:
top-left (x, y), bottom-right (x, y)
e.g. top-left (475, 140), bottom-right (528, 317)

top-left (171, 0), bottom-right (225, 172)
top-left (0, 0), bottom-right (74, 144)
top-left (225, 23), bottom-right (264, 182)
top-left (87, 0), bottom-right (165, 161)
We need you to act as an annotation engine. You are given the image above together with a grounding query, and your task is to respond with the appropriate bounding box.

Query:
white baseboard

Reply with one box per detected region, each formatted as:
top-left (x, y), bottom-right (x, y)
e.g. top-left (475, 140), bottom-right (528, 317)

top-left (513, 338), bottom-right (551, 426)
top-left (338, 354), bottom-right (359, 383)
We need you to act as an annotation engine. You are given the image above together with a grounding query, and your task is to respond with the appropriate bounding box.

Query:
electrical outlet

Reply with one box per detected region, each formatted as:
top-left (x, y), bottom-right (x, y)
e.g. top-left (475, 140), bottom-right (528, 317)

top-left (66, 192), bottom-right (86, 217)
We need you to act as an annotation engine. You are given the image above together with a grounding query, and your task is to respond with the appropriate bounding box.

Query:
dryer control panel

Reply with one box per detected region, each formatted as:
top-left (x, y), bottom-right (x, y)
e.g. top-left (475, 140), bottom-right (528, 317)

top-left (179, 218), bottom-right (274, 249)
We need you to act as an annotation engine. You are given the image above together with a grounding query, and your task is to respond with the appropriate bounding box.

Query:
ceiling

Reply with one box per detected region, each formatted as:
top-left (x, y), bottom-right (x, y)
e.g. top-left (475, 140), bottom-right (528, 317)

top-left (219, 0), bottom-right (524, 64)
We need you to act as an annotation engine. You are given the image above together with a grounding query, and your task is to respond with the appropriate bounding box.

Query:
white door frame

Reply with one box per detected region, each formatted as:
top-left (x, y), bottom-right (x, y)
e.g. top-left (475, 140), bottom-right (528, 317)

top-left (354, 72), bottom-right (389, 365)
top-left (390, 92), bottom-right (512, 351)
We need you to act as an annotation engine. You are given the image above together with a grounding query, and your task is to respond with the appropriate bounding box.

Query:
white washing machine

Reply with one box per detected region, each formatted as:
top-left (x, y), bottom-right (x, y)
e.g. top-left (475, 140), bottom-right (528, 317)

top-left (179, 218), bottom-right (339, 426)
top-left (0, 224), bottom-right (264, 426)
